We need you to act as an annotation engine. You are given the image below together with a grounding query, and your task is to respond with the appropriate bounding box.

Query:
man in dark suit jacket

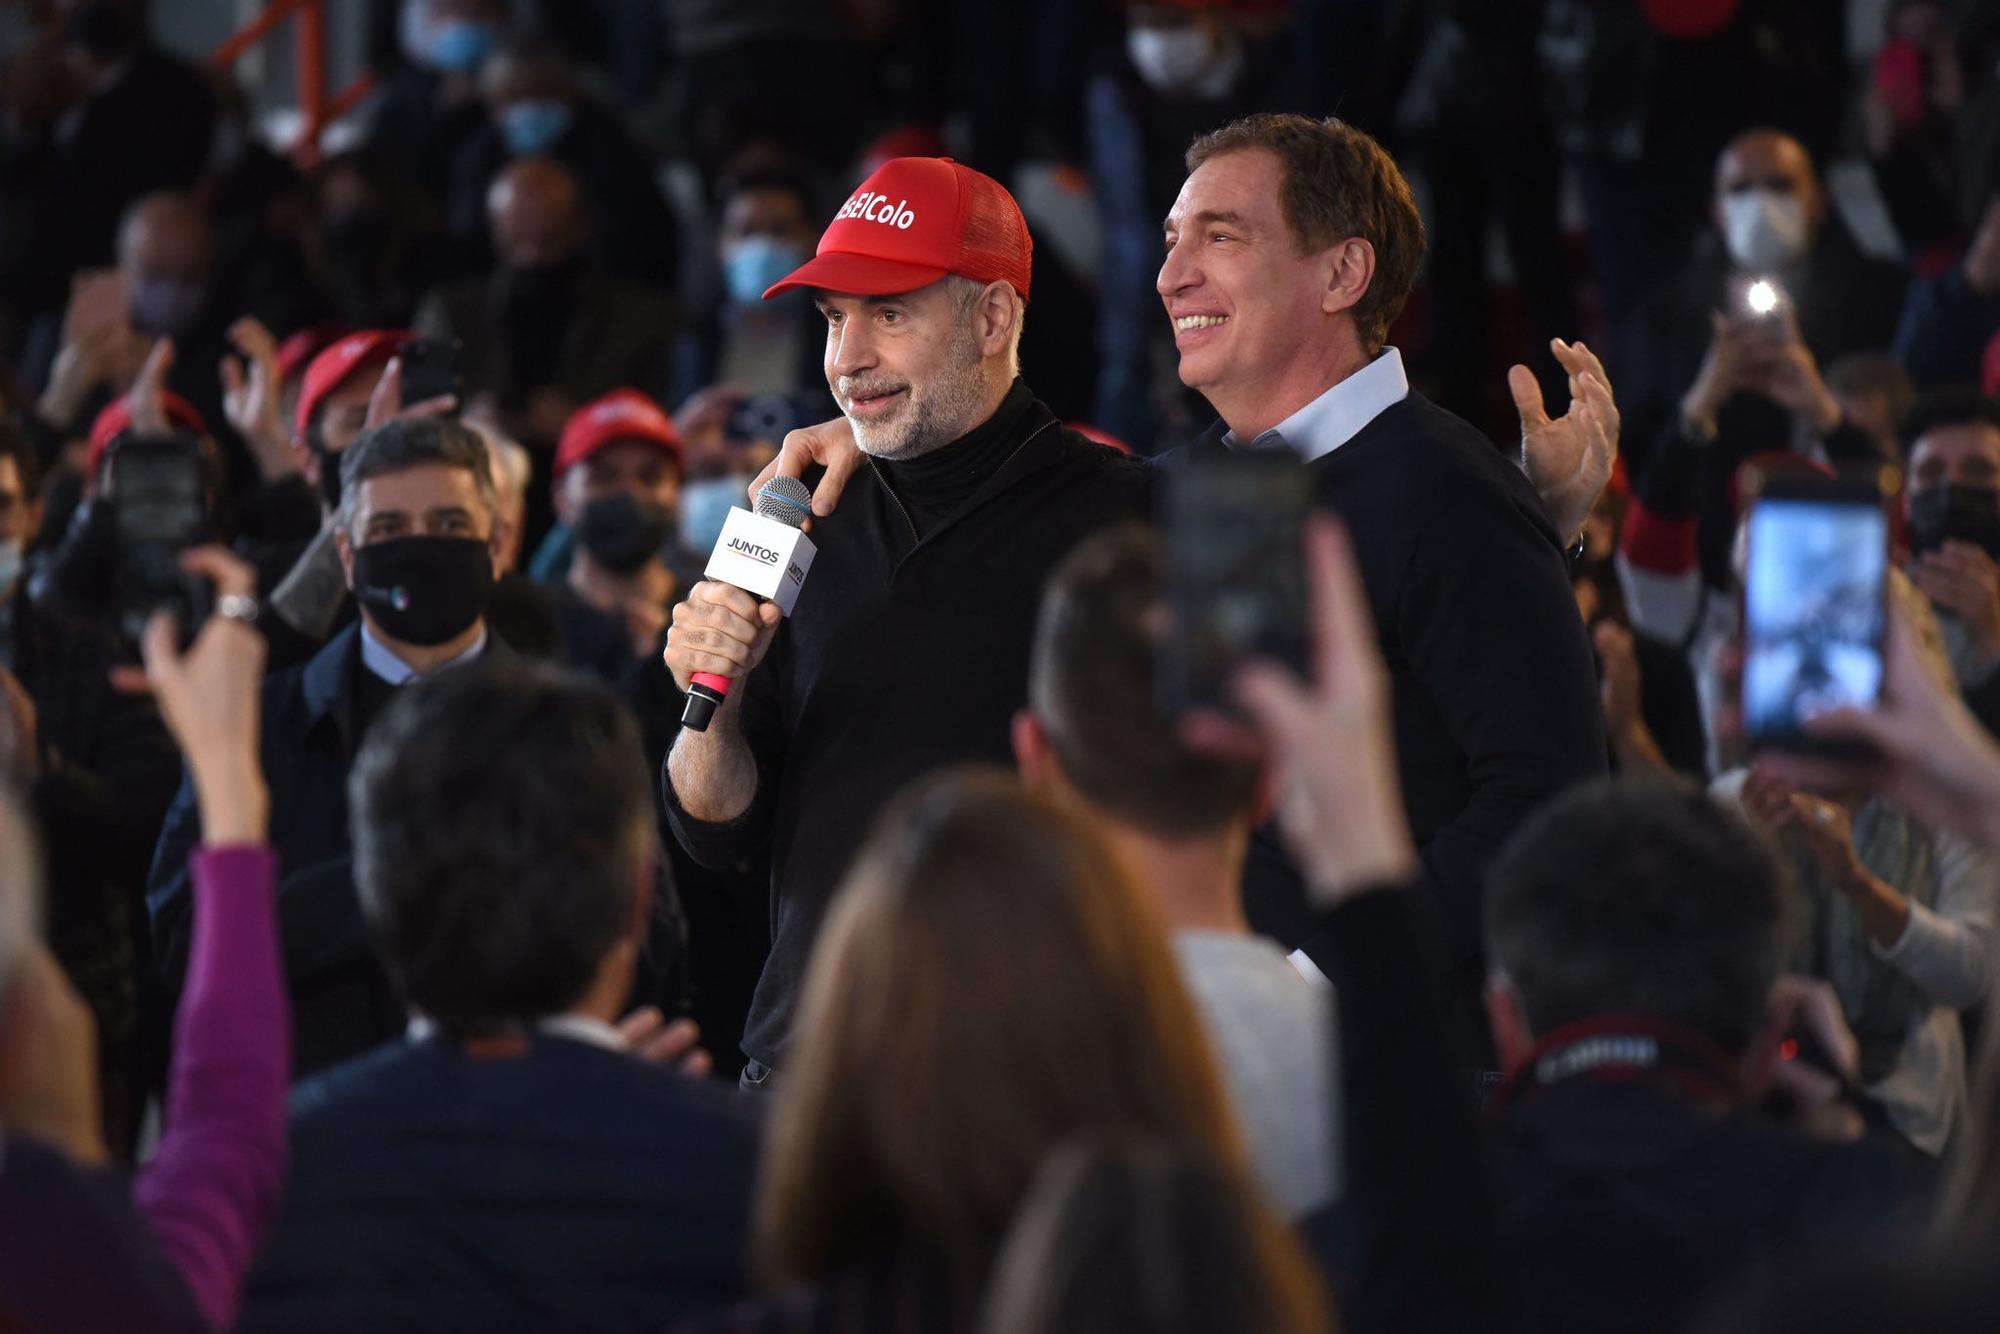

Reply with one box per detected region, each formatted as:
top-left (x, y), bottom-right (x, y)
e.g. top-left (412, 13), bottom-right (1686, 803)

top-left (149, 417), bottom-right (511, 1078)
top-left (415, 156), bottom-right (676, 453)
top-left (1158, 114), bottom-right (1610, 1053)
top-left (238, 660), bottom-right (756, 1333)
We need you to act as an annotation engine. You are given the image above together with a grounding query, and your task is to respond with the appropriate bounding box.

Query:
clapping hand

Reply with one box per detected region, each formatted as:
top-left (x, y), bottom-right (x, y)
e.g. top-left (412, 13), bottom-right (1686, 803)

top-left (220, 317), bottom-right (293, 480)
top-left (1512, 338), bottom-right (1619, 546)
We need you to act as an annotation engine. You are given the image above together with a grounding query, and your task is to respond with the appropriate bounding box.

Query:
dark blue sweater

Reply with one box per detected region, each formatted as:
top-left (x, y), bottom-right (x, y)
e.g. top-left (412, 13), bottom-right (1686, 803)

top-left (239, 1033), bottom-right (759, 1333)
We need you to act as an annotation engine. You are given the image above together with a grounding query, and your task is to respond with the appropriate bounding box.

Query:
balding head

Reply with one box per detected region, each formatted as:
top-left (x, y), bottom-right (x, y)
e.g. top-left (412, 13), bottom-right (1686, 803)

top-left (486, 156), bottom-right (585, 269)
top-left (117, 192), bottom-right (214, 335)
top-left (1712, 130), bottom-right (1825, 250)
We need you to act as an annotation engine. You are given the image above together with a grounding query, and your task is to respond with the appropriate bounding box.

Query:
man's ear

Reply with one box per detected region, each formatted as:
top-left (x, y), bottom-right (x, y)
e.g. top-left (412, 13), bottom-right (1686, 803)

top-left (335, 524), bottom-right (355, 590)
top-left (487, 517), bottom-right (510, 574)
top-left (1486, 971), bottom-right (1536, 1074)
top-left (1012, 709), bottom-right (1057, 787)
top-left (1320, 237), bottom-right (1376, 319)
top-left (978, 281), bottom-right (1019, 361)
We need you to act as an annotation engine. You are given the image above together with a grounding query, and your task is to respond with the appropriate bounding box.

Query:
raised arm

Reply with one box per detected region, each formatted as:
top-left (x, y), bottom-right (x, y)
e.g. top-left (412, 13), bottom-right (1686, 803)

top-left (129, 548), bottom-right (290, 1333)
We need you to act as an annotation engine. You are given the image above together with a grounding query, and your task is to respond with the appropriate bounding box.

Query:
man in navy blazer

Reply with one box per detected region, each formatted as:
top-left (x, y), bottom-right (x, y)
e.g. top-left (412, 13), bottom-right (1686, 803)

top-left (239, 661), bottom-right (756, 1333)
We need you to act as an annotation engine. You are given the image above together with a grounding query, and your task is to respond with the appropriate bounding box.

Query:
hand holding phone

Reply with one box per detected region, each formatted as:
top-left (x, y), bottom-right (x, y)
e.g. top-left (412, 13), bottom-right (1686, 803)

top-left (1740, 467), bottom-right (1897, 754)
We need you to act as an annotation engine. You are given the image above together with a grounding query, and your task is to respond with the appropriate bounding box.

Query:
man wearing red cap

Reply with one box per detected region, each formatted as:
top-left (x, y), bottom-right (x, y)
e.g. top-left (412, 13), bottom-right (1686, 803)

top-left (541, 389), bottom-right (696, 658)
top-left (661, 156), bottom-right (1154, 1085)
top-left (757, 120), bottom-right (1621, 1068)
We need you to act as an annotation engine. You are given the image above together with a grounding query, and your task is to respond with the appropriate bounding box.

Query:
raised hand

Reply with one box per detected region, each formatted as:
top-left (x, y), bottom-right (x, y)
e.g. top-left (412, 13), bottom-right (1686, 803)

top-left (363, 355), bottom-right (458, 432)
top-left (220, 317), bottom-right (294, 479)
top-left (1913, 539), bottom-right (2000, 660)
top-left (140, 546), bottom-right (270, 846)
top-left (1213, 516), bottom-right (1416, 902)
top-left (128, 336), bottom-right (176, 435)
top-left (1512, 337), bottom-right (1619, 545)
top-left (1755, 602), bottom-right (2000, 849)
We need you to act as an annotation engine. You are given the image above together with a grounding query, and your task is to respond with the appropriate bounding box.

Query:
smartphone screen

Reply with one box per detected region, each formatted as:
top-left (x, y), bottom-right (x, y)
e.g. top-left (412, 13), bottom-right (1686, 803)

top-left (1742, 486), bottom-right (1889, 747)
top-left (1160, 450), bottom-right (1312, 714)
top-left (106, 434), bottom-right (209, 641)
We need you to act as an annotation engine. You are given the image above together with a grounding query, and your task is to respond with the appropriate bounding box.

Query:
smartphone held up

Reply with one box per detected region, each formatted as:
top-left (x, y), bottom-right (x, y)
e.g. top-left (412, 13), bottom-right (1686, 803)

top-left (1739, 464), bottom-right (1900, 755)
top-left (104, 433), bottom-right (212, 643)
top-left (1160, 450), bottom-right (1313, 716)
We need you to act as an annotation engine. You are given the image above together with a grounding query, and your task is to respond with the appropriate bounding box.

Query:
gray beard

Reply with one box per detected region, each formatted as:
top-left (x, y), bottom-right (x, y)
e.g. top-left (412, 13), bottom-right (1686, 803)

top-left (849, 325), bottom-right (991, 461)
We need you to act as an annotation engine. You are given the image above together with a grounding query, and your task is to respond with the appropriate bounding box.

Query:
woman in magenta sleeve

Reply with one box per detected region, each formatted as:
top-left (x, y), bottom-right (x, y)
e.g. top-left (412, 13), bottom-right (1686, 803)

top-left (0, 546), bottom-right (289, 1331)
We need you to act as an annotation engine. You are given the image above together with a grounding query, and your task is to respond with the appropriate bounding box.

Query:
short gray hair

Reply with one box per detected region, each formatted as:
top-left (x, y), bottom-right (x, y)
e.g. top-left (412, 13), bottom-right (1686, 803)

top-left (338, 417), bottom-right (499, 535)
top-left (946, 274), bottom-right (1026, 376)
top-left (0, 788), bottom-right (43, 1004)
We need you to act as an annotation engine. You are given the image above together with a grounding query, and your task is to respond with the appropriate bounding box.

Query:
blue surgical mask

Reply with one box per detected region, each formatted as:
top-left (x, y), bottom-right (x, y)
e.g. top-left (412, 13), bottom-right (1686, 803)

top-left (499, 98), bottom-right (573, 156)
top-left (723, 237), bottom-right (809, 306)
top-left (428, 19), bottom-right (498, 74)
top-left (680, 475), bottom-right (751, 553)
top-left (128, 274), bottom-right (207, 337)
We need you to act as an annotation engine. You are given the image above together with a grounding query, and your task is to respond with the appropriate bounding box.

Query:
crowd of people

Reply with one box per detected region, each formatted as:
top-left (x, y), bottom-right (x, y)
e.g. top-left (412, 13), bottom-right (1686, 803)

top-left (7, 0), bottom-right (2000, 1330)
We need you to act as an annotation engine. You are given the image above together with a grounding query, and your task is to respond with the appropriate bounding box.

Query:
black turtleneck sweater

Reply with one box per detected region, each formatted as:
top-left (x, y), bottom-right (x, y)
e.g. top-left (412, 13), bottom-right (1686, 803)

top-left (664, 379), bottom-right (1154, 1068)
top-left (874, 382), bottom-right (1040, 537)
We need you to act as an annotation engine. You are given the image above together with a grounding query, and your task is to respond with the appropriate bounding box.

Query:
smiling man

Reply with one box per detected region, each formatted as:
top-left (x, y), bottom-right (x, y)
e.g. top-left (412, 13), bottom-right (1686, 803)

top-left (1161, 114), bottom-right (1607, 1055)
top-left (659, 157), bottom-right (1153, 1086)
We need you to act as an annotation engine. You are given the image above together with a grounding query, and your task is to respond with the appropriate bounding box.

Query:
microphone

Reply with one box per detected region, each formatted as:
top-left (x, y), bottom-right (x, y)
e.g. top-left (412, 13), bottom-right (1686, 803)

top-left (681, 476), bottom-right (818, 732)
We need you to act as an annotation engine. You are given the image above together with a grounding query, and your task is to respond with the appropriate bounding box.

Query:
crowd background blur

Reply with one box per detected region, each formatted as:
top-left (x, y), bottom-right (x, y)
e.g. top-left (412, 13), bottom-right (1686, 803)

top-left (9, 1), bottom-right (2000, 1332)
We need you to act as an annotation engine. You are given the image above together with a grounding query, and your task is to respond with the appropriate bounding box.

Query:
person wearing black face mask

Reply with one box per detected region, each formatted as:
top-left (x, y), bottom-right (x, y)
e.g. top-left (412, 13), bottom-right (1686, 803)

top-left (1901, 393), bottom-right (2000, 729)
top-left (412, 157), bottom-right (676, 452)
top-left (252, 330), bottom-right (412, 671)
top-left (538, 389), bottom-right (696, 663)
top-left (146, 416), bottom-right (510, 1080)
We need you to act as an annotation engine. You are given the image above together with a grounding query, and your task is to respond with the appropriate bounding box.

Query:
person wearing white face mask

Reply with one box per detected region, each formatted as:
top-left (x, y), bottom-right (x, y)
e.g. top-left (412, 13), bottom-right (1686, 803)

top-left (670, 167), bottom-right (829, 410)
top-left (1126, 7), bottom-right (1248, 101)
top-left (1085, 1), bottom-right (1292, 450)
top-left (444, 39), bottom-right (681, 290)
top-left (360, 0), bottom-right (515, 223)
top-left (1615, 130), bottom-right (1910, 777)
top-left (1616, 129), bottom-right (1910, 491)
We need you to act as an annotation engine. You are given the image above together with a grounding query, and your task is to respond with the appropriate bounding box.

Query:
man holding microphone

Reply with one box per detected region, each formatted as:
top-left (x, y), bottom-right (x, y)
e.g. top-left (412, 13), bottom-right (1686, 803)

top-left (661, 157), bottom-right (1153, 1088)
top-left (758, 116), bottom-right (1617, 1064)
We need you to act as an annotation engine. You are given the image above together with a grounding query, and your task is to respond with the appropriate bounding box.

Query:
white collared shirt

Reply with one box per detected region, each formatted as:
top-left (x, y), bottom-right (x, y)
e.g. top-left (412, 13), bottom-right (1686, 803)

top-left (359, 622), bottom-right (489, 686)
top-left (1227, 346), bottom-right (1410, 463)
top-left (404, 1013), bottom-right (626, 1052)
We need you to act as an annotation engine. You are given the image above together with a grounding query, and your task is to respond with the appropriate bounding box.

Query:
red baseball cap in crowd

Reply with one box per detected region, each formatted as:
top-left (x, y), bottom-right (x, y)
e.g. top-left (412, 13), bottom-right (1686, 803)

top-left (87, 390), bottom-right (208, 478)
top-left (555, 389), bottom-right (683, 480)
top-left (762, 156), bottom-right (1033, 303)
top-left (276, 323), bottom-right (353, 389)
top-left (294, 329), bottom-right (411, 437)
